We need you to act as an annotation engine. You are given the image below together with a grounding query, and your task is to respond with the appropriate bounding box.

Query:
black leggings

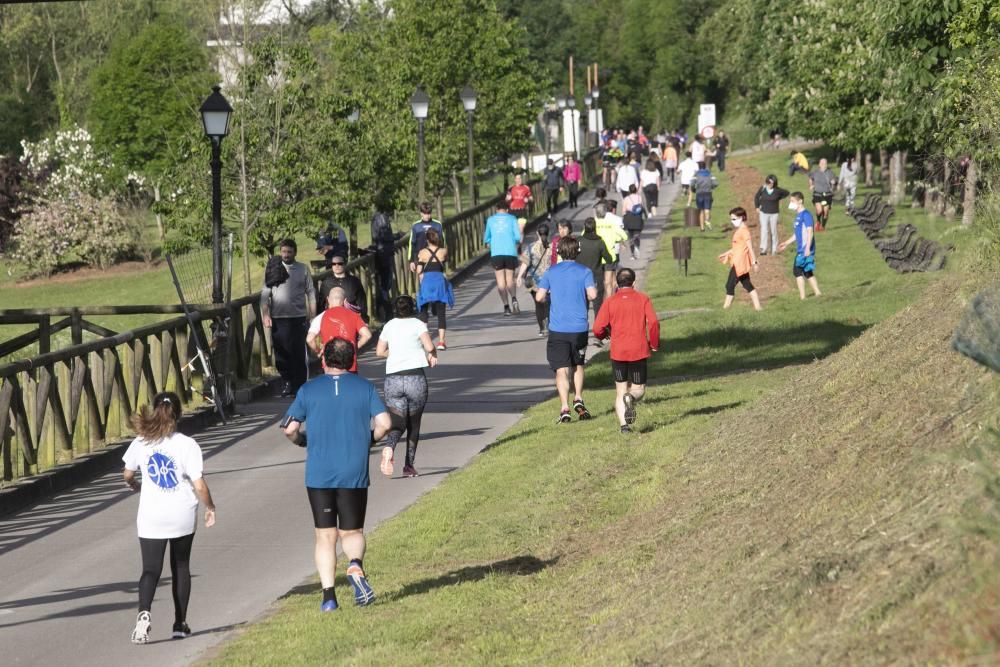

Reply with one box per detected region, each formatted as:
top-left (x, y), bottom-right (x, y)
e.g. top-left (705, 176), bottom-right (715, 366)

top-left (545, 189), bottom-right (559, 214)
top-left (627, 229), bottom-right (642, 253)
top-left (666, 167), bottom-right (676, 183)
top-left (138, 533), bottom-right (195, 623)
top-left (725, 267), bottom-right (755, 296)
top-left (419, 302), bottom-right (446, 330)
top-left (532, 290), bottom-right (550, 330)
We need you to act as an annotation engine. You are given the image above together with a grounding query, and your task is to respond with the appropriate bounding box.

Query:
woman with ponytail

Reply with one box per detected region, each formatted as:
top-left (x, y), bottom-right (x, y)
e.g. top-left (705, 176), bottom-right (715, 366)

top-left (122, 392), bottom-right (216, 644)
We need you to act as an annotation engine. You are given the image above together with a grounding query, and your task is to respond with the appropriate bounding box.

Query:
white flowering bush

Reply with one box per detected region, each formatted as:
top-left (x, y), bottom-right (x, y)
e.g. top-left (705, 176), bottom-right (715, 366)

top-left (19, 126), bottom-right (114, 199)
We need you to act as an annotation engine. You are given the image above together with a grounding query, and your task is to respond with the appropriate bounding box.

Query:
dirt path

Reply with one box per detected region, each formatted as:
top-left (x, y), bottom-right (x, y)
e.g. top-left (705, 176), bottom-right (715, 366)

top-left (726, 159), bottom-right (791, 303)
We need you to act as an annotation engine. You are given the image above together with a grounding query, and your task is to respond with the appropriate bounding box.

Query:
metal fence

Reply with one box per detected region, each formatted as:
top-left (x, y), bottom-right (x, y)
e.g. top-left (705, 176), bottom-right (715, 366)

top-left (0, 149), bottom-right (601, 485)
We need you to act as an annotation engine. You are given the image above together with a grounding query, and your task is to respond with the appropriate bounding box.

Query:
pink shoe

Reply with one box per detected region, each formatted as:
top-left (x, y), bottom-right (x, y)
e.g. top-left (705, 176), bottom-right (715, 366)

top-left (379, 447), bottom-right (394, 477)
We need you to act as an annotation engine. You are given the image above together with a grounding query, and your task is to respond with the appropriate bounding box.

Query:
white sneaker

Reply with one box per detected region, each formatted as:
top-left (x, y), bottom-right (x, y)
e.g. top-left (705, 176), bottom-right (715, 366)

top-left (131, 611), bottom-right (151, 644)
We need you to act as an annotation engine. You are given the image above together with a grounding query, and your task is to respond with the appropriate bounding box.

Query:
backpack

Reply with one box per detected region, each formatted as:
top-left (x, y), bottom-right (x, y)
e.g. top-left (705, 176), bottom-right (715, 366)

top-left (264, 256), bottom-right (289, 288)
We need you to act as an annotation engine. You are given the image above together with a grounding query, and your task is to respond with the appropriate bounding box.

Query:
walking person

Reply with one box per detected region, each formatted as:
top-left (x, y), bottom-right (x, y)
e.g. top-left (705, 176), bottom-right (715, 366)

top-left (371, 209), bottom-right (396, 322)
top-left (809, 158), bottom-right (837, 231)
top-left (678, 151), bottom-right (698, 206)
top-left (715, 130), bottom-right (730, 172)
top-left (484, 201), bottom-right (523, 316)
top-left (319, 254), bottom-right (368, 320)
top-left (778, 192), bottom-right (823, 299)
top-left (594, 201), bottom-right (628, 304)
top-left (306, 287), bottom-right (373, 372)
top-left (506, 173), bottom-right (533, 221)
top-left (663, 141), bottom-right (678, 184)
top-left (640, 157), bottom-right (661, 217)
top-left (754, 174), bottom-right (790, 255)
top-left (563, 155), bottom-right (582, 208)
top-left (692, 164), bottom-right (719, 231)
top-left (535, 237), bottom-right (598, 423)
top-left (690, 134), bottom-right (707, 168)
top-left (592, 269), bottom-right (660, 434)
top-left (517, 223), bottom-right (553, 336)
top-left (615, 155), bottom-right (639, 201)
top-left (550, 219), bottom-right (573, 266)
top-left (717, 207), bottom-right (762, 311)
top-left (261, 239), bottom-right (317, 398)
top-left (622, 184), bottom-right (647, 260)
top-left (376, 296), bottom-right (439, 478)
top-left (408, 202), bottom-right (445, 276)
top-left (283, 338), bottom-right (392, 611)
top-left (123, 392), bottom-right (216, 643)
top-left (416, 228), bottom-right (454, 350)
top-left (576, 217), bottom-right (614, 324)
top-left (542, 158), bottom-right (565, 218)
top-left (839, 157), bottom-right (858, 210)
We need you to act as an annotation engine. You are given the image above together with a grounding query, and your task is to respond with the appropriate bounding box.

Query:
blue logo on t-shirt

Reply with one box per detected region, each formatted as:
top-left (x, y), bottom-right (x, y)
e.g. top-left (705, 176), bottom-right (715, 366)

top-left (146, 452), bottom-right (180, 489)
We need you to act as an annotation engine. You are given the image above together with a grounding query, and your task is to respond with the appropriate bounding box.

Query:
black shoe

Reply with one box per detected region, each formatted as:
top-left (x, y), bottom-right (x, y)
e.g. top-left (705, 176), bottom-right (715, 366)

top-left (503, 305), bottom-right (512, 317)
top-left (573, 399), bottom-right (591, 420)
top-left (760, 251), bottom-right (767, 256)
top-left (172, 622), bottom-right (192, 639)
top-left (620, 425), bottom-right (632, 435)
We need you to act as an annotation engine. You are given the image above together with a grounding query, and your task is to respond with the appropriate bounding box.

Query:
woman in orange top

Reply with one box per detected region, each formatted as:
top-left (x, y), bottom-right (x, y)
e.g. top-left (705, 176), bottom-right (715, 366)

top-left (717, 207), bottom-right (762, 311)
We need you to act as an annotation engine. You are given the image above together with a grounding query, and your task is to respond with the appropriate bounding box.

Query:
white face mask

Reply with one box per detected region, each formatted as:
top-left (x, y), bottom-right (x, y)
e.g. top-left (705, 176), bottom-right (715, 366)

top-left (788, 202), bottom-right (798, 211)
top-left (731, 219), bottom-right (743, 227)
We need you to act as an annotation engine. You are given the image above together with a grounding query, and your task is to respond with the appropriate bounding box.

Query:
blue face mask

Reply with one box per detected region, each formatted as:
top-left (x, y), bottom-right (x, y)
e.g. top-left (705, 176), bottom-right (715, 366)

top-left (766, 186), bottom-right (774, 194)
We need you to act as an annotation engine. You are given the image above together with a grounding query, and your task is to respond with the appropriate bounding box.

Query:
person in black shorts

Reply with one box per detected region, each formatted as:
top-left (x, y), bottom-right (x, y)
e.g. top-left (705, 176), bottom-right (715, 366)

top-left (484, 202), bottom-right (524, 315)
top-left (283, 338), bottom-right (392, 611)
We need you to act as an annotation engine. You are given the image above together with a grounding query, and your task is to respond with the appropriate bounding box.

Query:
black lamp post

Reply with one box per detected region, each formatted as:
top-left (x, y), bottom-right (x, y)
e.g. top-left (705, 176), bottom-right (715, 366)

top-left (567, 95), bottom-right (578, 159)
top-left (556, 96), bottom-right (567, 156)
top-left (410, 87), bottom-right (430, 202)
top-left (584, 93), bottom-right (593, 148)
top-left (592, 86), bottom-right (601, 144)
top-left (199, 85), bottom-right (233, 305)
top-left (460, 84), bottom-right (477, 207)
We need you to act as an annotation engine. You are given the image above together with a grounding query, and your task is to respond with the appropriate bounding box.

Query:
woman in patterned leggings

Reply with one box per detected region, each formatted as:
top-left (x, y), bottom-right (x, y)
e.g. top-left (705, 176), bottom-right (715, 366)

top-left (376, 296), bottom-right (439, 478)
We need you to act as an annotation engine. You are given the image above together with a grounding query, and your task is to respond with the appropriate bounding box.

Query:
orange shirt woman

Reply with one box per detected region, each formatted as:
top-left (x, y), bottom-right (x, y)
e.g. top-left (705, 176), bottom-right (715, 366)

top-left (718, 207), bottom-right (762, 311)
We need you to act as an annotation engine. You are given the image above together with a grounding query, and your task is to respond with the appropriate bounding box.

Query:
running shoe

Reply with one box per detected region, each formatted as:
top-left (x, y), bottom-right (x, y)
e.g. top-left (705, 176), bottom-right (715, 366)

top-left (347, 564), bottom-right (376, 607)
top-left (130, 611), bottom-right (151, 644)
top-left (557, 409), bottom-right (572, 424)
top-left (620, 425), bottom-right (632, 435)
top-left (510, 298), bottom-right (520, 314)
top-left (172, 622), bottom-right (191, 639)
top-left (436, 342), bottom-right (447, 351)
top-left (593, 338), bottom-right (604, 348)
top-left (538, 329), bottom-right (546, 337)
top-left (402, 464), bottom-right (419, 478)
top-left (321, 599), bottom-right (339, 612)
top-left (503, 305), bottom-right (512, 317)
top-left (623, 393), bottom-right (637, 425)
top-left (573, 399), bottom-right (592, 420)
top-left (379, 446), bottom-right (394, 477)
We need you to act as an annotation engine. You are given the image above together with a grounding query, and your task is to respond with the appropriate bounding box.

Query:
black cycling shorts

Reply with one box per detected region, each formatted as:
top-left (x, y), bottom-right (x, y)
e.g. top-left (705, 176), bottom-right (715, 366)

top-left (812, 192), bottom-right (833, 206)
top-left (306, 487), bottom-right (368, 530)
top-left (547, 331), bottom-right (588, 371)
top-left (612, 359), bottom-right (648, 385)
top-left (725, 267), bottom-right (755, 295)
top-left (510, 208), bottom-right (528, 220)
top-left (491, 255), bottom-right (518, 271)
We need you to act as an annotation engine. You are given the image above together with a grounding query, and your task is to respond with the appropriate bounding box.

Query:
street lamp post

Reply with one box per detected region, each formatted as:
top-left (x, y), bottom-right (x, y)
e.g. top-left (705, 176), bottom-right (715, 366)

top-left (410, 87), bottom-right (430, 202)
top-left (592, 86), bottom-right (601, 146)
top-left (460, 84), bottom-right (477, 207)
top-left (567, 95), bottom-right (578, 159)
top-left (556, 95), bottom-right (567, 156)
top-left (199, 85), bottom-right (233, 305)
top-left (584, 93), bottom-right (593, 148)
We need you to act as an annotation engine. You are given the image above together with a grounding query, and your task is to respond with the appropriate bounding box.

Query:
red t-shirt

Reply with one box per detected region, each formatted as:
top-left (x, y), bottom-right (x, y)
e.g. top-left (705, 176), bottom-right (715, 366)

top-left (508, 184), bottom-right (532, 210)
top-left (592, 288), bottom-right (660, 362)
top-left (318, 306), bottom-right (366, 372)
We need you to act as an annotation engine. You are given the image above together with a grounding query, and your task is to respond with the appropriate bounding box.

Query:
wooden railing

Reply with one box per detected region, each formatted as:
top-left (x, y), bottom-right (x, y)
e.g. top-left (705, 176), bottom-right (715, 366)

top-left (0, 149), bottom-right (601, 485)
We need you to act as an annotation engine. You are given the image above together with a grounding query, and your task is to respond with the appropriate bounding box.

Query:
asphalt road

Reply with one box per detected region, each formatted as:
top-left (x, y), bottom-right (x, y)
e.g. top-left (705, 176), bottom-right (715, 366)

top-left (0, 181), bottom-right (679, 666)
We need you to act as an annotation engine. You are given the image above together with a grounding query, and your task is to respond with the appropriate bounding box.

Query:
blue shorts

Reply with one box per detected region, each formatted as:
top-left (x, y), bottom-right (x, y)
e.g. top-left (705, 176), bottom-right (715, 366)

top-left (793, 253), bottom-right (815, 277)
top-left (695, 193), bottom-right (713, 210)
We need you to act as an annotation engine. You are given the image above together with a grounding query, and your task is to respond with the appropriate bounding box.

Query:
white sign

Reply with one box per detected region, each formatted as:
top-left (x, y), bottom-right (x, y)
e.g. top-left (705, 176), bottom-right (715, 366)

top-left (699, 104), bottom-right (716, 127)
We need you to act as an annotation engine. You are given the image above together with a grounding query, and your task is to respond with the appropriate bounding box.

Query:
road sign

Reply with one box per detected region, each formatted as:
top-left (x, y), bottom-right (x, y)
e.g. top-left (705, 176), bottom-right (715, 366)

top-left (701, 125), bottom-right (716, 139)
top-left (699, 104), bottom-right (716, 127)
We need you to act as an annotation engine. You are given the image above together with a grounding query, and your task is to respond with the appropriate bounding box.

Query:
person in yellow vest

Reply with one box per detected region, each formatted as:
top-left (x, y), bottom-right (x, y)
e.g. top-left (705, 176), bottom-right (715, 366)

top-left (788, 150), bottom-right (809, 177)
top-left (717, 207), bottom-right (762, 311)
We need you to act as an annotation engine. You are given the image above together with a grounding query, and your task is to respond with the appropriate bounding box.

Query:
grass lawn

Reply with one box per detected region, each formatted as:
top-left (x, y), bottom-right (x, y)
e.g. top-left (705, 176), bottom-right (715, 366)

top-left (206, 152), bottom-right (1000, 664)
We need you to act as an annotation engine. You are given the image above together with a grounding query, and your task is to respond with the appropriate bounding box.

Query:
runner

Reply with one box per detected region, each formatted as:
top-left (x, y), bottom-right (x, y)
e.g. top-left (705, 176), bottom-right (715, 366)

top-left (319, 255), bottom-right (368, 320)
top-left (778, 192), bottom-right (823, 299)
top-left (809, 158), bottom-right (837, 231)
top-left (282, 338), bottom-right (391, 611)
top-left (517, 223), bottom-right (553, 336)
top-left (506, 173), bottom-right (533, 221)
top-left (563, 155), bottom-right (582, 208)
top-left (622, 184), bottom-right (647, 260)
top-left (306, 287), bottom-right (373, 372)
top-left (678, 151), bottom-right (698, 206)
top-left (407, 202), bottom-right (445, 276)
top-left (717, 207), bottom-right (762, 311)
top-left (594, 201), bottom-right (628, 303)
top-left (416, 228), bottom-right (454, 350)
top-left (615, 155), bottom-right (639, 201)
top-left (483, 201), bottom-right (523, 316)
top-left (640, 157), bottom-right (661, 217)
top-left (577, 217), bottom-right (614, 347)
top-left (123, 392), bottom-right (216, 643)
top-left (592, 269), bottom-right (660, 434)
top-left (692, 164), bottom-right (719, 231)
top-left (550, 219), bottom-right (573, 266)
top-left (535, 237), bottom-right (598, 423)
top-left (376, 296), bottom-right (439, 478)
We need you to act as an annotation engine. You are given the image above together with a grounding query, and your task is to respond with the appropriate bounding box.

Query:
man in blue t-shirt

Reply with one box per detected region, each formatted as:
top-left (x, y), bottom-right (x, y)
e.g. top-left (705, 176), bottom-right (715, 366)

top-left (536, 236), bottom-right (598, 423)
top-left (484, 201), bottom-right (523, 316)
top-left (778, 191), bottom-right (822, 300)
top-left (283, 338), bottom-right (391, 612)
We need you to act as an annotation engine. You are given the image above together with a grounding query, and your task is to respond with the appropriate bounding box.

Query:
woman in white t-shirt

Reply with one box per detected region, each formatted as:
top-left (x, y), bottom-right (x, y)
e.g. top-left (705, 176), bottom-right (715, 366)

top-left (122, 392), bottom-right (216, 644)
top-left (376, 295), bottom-right (438, 478)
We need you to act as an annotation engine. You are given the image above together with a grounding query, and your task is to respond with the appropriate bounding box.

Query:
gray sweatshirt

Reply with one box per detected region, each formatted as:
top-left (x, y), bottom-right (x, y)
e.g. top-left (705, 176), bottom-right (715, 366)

top-left (260, 261), bottom-right (316, 318)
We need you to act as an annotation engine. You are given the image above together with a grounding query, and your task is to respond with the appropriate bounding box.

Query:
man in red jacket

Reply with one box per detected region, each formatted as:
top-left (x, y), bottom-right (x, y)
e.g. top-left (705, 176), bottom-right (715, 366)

top-left (593, 268), bottom-right (660, 434)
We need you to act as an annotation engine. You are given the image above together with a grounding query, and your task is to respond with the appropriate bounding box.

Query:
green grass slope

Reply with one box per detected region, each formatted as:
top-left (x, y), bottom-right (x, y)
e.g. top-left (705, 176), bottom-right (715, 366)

top-left (206, 152), bottom-right (1000, 665)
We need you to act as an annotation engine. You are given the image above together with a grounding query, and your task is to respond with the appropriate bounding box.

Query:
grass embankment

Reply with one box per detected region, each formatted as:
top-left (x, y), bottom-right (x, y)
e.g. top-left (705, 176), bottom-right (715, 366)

top-left (215, 150), bottom-right (994, 664)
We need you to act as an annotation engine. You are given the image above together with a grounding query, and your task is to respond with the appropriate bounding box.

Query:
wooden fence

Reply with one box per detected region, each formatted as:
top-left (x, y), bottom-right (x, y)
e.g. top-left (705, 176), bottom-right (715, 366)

top-left (0, 149), bottom-right (601, 485)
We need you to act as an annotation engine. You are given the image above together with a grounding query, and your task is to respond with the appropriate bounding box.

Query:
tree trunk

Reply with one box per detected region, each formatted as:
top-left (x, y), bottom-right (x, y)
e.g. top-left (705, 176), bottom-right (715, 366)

top-left (153, 183), bottom-right (164, 240)
top-left (936, 159), bottom-right (950, 216)
top-left (450, 172), bottom-right (463, 214)
top-left (864, 152), bottom-right (874, 187)
top-left (962, 157), bottom-right (978, 227)
top-left (888, 150), bottom-right (906, 206)
top-left (879, 148), bottom-right (889, 190)
top-left (435, 192), bottom-right (444, 222)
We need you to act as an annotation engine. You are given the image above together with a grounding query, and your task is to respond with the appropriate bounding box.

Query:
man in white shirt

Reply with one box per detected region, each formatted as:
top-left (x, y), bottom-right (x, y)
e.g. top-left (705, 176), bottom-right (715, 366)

top-left (615, 157), bottom-right (639, 201)
top-left (678, 151), bottom-right (699, 205)
top-left (690, 134), bottom-right (706, 167)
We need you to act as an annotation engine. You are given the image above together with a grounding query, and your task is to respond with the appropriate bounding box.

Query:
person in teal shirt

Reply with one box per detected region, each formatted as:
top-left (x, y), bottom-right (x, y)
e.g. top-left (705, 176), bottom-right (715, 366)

top-left (483, 201), bottom-right (523, 316)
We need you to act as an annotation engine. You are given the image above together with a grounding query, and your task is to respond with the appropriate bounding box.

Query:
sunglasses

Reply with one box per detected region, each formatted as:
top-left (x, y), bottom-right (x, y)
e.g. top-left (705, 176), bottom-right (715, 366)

top-left (331, 262), bottom-right (345, 266)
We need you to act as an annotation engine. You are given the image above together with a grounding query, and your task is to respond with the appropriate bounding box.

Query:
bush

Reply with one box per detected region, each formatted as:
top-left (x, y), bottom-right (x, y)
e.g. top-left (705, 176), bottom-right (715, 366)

top-left (12, 193), bottom-right (140, 276)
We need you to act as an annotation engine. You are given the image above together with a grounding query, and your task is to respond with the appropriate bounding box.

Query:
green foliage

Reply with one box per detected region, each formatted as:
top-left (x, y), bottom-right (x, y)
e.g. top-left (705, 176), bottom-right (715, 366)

top-left (88, 18), bottom-right (215, 180)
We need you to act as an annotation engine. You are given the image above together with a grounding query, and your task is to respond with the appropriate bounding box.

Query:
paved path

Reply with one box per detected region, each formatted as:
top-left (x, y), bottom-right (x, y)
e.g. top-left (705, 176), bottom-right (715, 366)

top-left (0, 180), bottom-right (679, 666)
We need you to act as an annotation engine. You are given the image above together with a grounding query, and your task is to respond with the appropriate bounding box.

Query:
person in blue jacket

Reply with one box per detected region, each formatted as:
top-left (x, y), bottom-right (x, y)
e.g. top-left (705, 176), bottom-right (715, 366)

top-left (483, 201), bottom-right (523, 316)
